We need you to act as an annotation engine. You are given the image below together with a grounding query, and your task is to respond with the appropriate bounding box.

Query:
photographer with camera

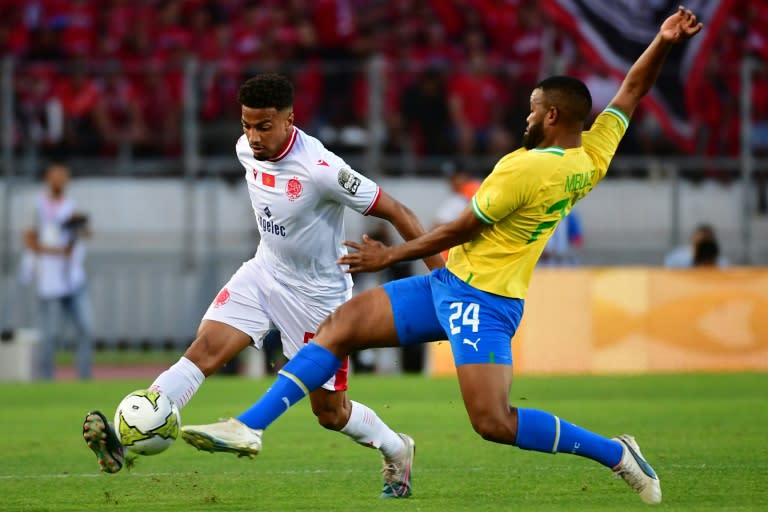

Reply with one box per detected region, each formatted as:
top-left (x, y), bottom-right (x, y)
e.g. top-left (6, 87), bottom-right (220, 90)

top-left (22, 162), bottom-right (93, 380)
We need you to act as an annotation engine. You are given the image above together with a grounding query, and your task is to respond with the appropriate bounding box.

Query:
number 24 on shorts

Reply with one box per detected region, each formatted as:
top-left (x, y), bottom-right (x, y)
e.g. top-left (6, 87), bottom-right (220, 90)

top-left (448, 302), bottom-right (480, 334)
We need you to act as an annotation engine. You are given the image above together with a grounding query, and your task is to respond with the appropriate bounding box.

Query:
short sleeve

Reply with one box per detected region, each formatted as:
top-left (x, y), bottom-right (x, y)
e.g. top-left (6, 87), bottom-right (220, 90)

top-left (314, 148), bottom-right (380, 215)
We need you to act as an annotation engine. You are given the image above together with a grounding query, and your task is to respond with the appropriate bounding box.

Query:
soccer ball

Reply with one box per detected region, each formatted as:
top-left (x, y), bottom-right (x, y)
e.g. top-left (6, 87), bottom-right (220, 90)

top-left (114, 389), bottom-right (181, 456)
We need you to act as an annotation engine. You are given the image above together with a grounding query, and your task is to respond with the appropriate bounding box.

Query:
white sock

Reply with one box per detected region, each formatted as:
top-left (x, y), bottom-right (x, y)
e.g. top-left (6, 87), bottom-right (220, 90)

top-left (340, 401), bottom-right (405, 458)
top-left (149, 357), bottom-right (205, 409)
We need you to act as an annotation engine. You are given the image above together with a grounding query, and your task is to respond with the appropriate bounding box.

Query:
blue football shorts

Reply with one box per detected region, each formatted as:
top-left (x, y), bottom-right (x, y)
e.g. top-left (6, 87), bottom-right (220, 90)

top-left (382, 267), bottom-right (524, 366)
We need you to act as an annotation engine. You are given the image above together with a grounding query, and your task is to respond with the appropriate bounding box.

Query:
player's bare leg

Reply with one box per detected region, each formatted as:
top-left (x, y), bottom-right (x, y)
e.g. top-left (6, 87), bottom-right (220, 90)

top-left (455, 363), bottom-right (660, 504)
top-left (181, 289), bottom-right (416, 496)
top-left (176, 321), bottom-right (264, 456)
top-left (310, 289), bottom-right (416, 497)
top-left (83, 321), bottom-right (251, 471)
top-left (455, 363), bottom-right (517, 444)
top-left (182, 320), bottom-right (253, 377)
top-left (309, 387), bottom-right (415, 498)
top-left (151, 320), bottom-right (251, 407)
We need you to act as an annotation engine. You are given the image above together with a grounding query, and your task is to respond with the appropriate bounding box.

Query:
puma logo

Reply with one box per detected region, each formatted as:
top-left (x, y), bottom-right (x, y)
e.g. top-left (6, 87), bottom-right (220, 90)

top-left (281, 397), bottom-right (291, 411)
top-left (462, 338), bottom-right (481, 351)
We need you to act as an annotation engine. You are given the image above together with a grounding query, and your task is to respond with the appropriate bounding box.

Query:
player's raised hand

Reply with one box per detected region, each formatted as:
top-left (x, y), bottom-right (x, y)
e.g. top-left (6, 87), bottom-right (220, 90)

top-left (337, 234), bottom-right (392, 273)
top-left (660, 5), bottom-right (703, 44)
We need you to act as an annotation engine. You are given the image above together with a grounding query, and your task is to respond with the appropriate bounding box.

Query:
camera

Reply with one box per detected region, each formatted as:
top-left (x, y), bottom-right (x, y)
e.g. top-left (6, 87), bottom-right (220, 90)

top-left (61, 213), bottom-right (89, 235)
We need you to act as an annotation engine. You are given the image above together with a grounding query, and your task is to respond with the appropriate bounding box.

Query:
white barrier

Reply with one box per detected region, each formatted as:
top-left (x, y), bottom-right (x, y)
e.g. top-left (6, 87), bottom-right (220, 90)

top-left (0, 328), bottom-right (41, 381)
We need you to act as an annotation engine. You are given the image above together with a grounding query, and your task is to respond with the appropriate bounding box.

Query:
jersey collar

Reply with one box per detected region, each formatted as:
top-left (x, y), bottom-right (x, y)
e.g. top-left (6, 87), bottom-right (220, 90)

top-left (268, 126), bottom-right (298, 162)
top-left (531, 146), bottom-right (565, 156)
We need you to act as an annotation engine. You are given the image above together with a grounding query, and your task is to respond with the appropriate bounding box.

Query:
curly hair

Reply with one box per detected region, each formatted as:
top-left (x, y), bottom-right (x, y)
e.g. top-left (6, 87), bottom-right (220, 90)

top-left (536, 76), bottom-right (592, 125)
top-left (238, 73), bottom-right (294, 110)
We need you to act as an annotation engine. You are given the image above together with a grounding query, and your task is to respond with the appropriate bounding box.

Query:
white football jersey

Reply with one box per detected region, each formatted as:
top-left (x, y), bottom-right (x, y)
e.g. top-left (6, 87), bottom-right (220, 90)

top-left (236, 126), bottom-right (381, 303)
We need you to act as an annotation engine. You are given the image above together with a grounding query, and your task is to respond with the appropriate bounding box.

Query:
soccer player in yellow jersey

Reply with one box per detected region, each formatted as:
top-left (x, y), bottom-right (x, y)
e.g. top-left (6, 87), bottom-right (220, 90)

top-left (183, 6), bottom-right (703, 504)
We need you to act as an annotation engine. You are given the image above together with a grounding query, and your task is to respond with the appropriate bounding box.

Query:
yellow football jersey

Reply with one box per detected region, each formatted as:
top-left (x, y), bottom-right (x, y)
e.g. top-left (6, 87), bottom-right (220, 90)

top-left (447, 106), bottom-right (630, 298)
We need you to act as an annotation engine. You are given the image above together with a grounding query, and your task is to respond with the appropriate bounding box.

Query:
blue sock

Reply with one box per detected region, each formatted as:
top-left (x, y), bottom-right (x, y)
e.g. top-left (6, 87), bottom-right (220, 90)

top-left (237, 343), bottom-right (342, 430)
top-left (514, 408), bottom-right (623, 468)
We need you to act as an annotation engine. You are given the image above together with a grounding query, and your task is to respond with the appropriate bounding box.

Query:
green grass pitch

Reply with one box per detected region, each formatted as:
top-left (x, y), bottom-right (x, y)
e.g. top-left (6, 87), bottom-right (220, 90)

top-left (1, 372), bottom-right (766, 511)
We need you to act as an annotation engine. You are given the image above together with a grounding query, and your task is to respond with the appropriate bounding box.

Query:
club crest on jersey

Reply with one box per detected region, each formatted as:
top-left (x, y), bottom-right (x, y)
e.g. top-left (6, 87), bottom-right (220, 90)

top-left (214, 288), bottom-right (230, 308)
top-left (286, 177), bottom-right (302, 201)
top-left (338, 168), bottom-right (360, 195)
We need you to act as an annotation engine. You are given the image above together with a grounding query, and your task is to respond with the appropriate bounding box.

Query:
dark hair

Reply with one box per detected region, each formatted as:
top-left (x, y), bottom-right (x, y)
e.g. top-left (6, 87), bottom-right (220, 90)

top-left (693, 238), bottom-right (720, 266)
top-left (535, 76), bottom-right (592, 124)
top-left (694, 223), bottom-right (715, 239)
top-left (237, 73), bottom-right (294, 110)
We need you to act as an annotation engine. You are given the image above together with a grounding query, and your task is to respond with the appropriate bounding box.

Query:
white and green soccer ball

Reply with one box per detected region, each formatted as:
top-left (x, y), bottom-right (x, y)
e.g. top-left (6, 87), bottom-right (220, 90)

top-left (114, 389), bottom-right (180, 456)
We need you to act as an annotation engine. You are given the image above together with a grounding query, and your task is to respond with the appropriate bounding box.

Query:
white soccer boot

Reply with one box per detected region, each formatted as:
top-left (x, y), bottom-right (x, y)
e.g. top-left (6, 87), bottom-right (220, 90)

top-left (380, 433), bottom-right (416, 498)
top-left (612, 434), bottom-right (662, 504)
top-left (181, 417), bottom-right (263, 458)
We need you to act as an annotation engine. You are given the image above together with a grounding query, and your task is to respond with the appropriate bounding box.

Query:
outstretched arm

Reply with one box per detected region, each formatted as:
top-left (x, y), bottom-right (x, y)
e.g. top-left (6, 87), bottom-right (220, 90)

top-left (609, 5), bottom-right (703, 117)
top-left (366, 190), bottom-right (446, 271)
top-left (340, 206), bottom-right (485, 273)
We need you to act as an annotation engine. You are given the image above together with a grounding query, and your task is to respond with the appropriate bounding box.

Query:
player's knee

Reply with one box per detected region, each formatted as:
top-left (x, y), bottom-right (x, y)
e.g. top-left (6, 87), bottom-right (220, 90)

top-left (315, 314), bottom-right (355, 355)
top-left (470, 411), bottom-right (516, 444)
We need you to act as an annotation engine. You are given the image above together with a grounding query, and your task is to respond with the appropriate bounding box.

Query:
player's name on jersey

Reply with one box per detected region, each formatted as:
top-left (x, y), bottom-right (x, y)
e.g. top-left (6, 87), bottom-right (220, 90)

top-left (565, 169), bottom-right (597, 193)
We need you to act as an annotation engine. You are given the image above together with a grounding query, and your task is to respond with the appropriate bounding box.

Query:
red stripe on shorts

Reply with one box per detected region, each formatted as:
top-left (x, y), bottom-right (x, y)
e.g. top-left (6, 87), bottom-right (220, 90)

top-left (333, 357), bottom-right (350, 391)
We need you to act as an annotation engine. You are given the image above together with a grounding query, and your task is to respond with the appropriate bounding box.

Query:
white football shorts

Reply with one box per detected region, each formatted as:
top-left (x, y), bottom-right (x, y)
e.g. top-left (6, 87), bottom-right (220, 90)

top-left (203, 257), bottom-right (351, 391)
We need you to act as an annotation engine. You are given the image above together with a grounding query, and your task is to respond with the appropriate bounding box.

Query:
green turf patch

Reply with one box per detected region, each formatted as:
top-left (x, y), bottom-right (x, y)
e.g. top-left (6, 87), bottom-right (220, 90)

top-left (1, 373), bottom-right (766, 511)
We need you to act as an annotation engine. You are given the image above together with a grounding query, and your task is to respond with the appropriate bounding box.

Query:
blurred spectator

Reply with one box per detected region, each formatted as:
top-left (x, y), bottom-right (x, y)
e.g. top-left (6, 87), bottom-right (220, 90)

top-left (753, 65), bottom-right (768, 155)
top-left (22, 26), bottom-right (69, 62)
top-left (21, 162), bottom-right (93, 380)
top-left (471, 0), bottom-right (520, 51)
top-left (0, 4), bottom-right (30, 56)
top-left (286, 15), bottom-right (324, 127)
top-left (432, 161), bottom-right (482, 259)
top-left (448, 49), bottom-right (511, 156)
top-left (312, 0), bottom-right (358, 57)
top-left (0, 0), bottom-right (763, 166)
top-left (14, 63), bottom-right (65, 158)
top-left (751, 62), bottom-right (768, 215)
top-left (689, 54), bottom-right (722, 157)
top-left (426, 0), bottom-right (465, 39)
top-left (411, 20), bottom-right (462, 70)
top-left (664, 224), bottom-right (730, 268)
top-left (692, 238), bottom-right (720, 267)
top-left (505, 0), bottom-right (546, 89)
top-left (153, 0), bottom-right (192, 58)
top-left (55, 0), bottom-right (97, 58)
top-left (433, 161), bottom-right (482, 225)
top-left (53, 61), bottom-right (101, 155)
top-left (400, 68), bottom-right (454, 157)
top-left (231, 1), bottom-right (272, 61)
top-left (92, 61), bottom-right (148, 156)
top-left (134, 59), bottom-right (182, 156)
top-left (116, 11), bottom-right (155, 70)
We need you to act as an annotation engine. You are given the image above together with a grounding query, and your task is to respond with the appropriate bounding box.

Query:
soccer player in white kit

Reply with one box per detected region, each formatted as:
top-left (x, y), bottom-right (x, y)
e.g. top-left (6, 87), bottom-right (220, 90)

top-left (83, 73), bottom-right (443, 498)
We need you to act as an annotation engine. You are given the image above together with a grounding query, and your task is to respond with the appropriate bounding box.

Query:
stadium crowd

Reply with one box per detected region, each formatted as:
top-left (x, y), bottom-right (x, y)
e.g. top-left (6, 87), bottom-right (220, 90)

top-left (1, 0), bottom-right (767, 170)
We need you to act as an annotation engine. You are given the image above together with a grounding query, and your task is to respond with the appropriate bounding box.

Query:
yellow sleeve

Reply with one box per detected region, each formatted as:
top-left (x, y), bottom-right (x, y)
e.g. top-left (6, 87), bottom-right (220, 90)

top-left (583, 106), bottom-right (630, 179)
